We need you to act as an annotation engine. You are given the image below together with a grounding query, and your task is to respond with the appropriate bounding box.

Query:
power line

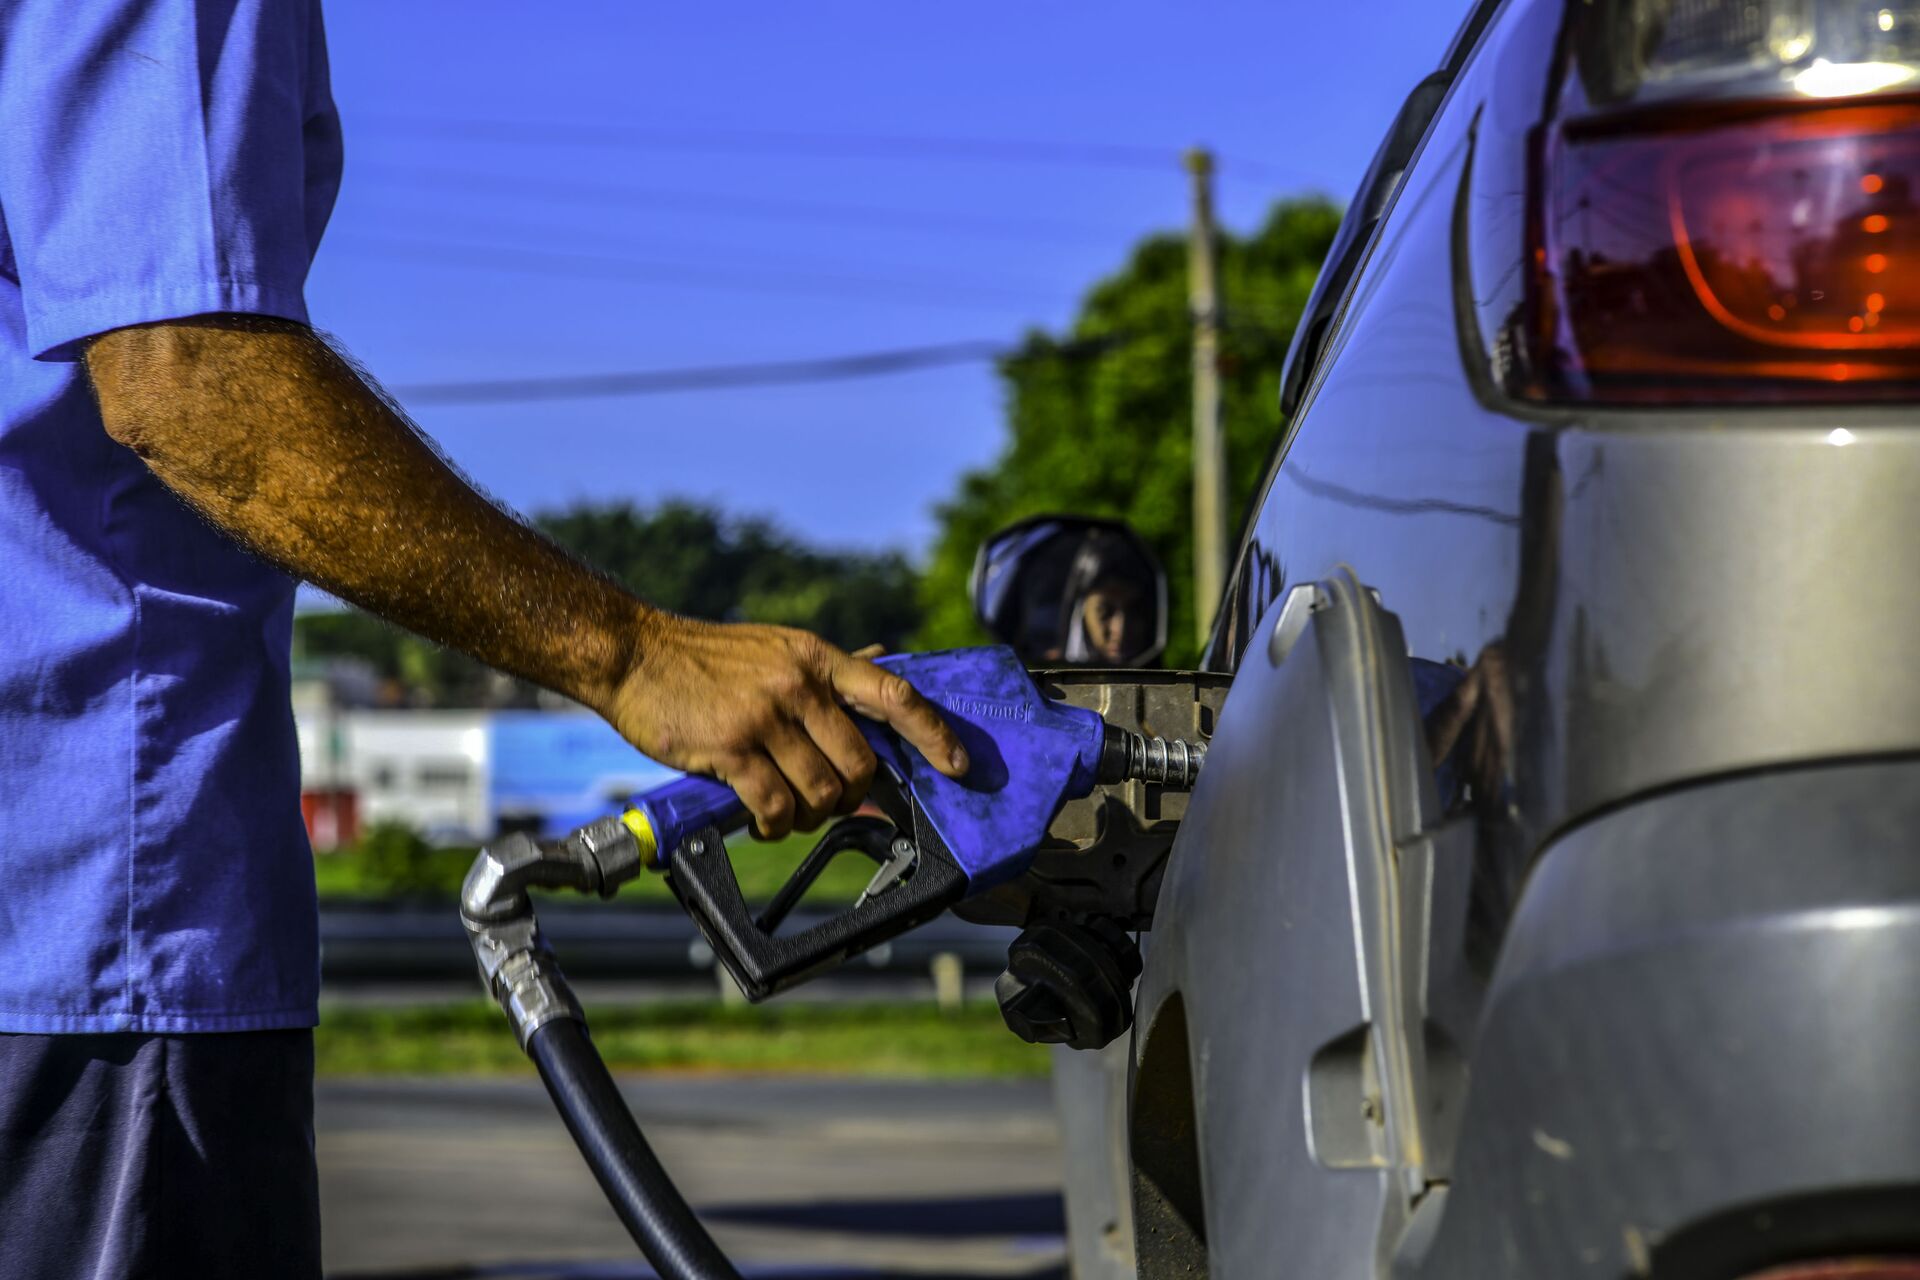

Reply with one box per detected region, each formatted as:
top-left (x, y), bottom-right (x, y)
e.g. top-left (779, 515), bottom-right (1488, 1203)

top-left (357, 114), bottom-right (1177, 170)
top-left (329, 232), bottom-right (1067, 312)
top-left (352, 114), bottom-right (1308, 184)
top-left (394, 341), bottom-right (1002, 406)
top-left (390, 336), bottom-right (1130, 406)
top-left (346, 160), bottom-right (1131, 245)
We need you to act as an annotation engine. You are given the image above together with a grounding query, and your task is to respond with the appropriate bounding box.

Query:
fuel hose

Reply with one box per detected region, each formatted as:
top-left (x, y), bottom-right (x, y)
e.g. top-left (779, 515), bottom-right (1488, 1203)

top-left (526, 1019), bottom-right (742, 1280)
top-left (461, 816), bottom-right (742, 1280)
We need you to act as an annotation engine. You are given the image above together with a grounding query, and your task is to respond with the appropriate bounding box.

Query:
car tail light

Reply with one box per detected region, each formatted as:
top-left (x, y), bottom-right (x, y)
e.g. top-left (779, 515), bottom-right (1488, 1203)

top-left (1522, 0), bottom-right (1920, 404)
top-left (1743, 1264), bottom-right (1920, 1280)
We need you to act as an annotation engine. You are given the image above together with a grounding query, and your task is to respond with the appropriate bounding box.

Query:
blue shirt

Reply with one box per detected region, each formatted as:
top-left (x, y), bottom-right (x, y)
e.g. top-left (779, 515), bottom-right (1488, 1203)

top-left (0, 0), bottom-right (340, 1032)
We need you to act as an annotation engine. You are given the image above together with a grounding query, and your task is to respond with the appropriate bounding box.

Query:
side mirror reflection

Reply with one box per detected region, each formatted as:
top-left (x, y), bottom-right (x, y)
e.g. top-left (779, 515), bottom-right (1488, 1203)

top-left (970, 515), bottom-right (1167, 668)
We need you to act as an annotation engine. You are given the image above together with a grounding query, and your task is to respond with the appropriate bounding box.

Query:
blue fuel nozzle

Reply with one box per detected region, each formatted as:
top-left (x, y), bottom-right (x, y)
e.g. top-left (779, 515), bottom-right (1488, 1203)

top-left (630, 646), bottom-right (1116, 883)
top-left (622, 645), bottom-right (1202, 1000)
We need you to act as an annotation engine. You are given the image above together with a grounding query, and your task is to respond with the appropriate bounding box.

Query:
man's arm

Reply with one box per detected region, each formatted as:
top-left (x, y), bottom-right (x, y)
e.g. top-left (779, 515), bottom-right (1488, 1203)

top-left (85, 315), bottom-right (967, 838)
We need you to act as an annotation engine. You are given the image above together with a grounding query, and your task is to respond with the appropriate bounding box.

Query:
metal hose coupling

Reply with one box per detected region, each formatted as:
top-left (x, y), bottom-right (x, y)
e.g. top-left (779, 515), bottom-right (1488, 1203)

top-left (1098, 724), bottom-right (1208, 790)
top-left (460, 814), bottom-right (648, 1048)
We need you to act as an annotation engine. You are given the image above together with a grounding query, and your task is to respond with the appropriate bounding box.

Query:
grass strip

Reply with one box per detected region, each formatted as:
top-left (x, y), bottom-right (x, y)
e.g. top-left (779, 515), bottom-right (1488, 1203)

top-left (316, 999), bottom-right (1049, 1079)
top-left (314, 830), bottom-right (877, 906)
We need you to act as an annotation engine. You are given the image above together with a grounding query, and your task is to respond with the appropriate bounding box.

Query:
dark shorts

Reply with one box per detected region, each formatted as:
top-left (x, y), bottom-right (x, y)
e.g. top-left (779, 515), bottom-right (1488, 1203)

top-left (0, 1029), bottom-right (320, 1279)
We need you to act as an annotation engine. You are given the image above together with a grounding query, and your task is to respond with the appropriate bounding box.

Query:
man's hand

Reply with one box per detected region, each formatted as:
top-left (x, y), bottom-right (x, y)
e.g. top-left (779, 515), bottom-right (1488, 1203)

top-left (605, 617), bottom-right (966, 838)
top-left (84, 315), bottom-right (965, 838)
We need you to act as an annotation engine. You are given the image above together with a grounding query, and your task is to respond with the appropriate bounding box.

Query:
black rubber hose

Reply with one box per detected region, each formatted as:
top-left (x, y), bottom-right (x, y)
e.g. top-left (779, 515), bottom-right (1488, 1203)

top-left (527, 1018), bottom-right (742, 1280)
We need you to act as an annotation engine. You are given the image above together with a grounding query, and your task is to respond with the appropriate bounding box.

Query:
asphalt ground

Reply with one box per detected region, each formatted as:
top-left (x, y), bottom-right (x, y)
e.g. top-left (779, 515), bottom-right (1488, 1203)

top-left (318, 1075), bottom-right (1067, 1280)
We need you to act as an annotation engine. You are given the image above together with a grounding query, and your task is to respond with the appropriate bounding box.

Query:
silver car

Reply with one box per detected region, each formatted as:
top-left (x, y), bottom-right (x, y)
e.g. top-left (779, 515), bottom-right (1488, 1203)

top-left (981, 1), bottom-right (1920, 1275)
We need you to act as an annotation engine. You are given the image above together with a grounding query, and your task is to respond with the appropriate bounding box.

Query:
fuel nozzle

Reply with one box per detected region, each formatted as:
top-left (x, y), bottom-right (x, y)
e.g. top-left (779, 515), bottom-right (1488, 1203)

top-left (1097, 723), bottom-right (1207, 790)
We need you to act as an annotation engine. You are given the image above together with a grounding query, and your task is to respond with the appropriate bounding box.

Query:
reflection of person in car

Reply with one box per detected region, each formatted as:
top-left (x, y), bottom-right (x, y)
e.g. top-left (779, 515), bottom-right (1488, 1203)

top-left (1058, 532), bottom-right (1154, 665)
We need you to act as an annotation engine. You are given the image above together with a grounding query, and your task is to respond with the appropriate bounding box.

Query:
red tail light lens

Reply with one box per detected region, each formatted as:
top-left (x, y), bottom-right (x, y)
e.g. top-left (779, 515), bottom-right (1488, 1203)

top-left (1527, 99), bottom-right (1920, 402)
top-left (1744, 1263), bottom-right (1920, 1280)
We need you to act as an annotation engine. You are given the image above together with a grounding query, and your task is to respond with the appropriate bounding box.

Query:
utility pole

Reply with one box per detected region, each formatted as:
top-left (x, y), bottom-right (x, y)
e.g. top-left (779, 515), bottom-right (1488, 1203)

top-left (1185, 147), bottom-right (1226, 648)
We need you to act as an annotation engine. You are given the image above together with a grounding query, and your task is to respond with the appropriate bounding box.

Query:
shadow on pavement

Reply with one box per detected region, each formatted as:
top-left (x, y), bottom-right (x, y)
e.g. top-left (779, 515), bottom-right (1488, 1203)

top-left (328, 1192), bottom-right (1069, 1280)
top-left (701, 1191), bottom-right (1064, 1237)
top-left (330, 1265), bottom-right (1066, 1279)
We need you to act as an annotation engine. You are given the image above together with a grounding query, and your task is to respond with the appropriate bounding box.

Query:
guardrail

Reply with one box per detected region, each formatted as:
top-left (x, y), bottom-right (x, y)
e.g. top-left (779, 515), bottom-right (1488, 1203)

top-left (319, 898), bottom-right (1018, 982)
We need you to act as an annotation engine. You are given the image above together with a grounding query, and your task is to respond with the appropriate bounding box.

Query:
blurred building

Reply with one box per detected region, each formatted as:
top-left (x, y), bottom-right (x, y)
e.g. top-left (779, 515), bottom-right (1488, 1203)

top-left (293, 702), bottom-right (676, 849)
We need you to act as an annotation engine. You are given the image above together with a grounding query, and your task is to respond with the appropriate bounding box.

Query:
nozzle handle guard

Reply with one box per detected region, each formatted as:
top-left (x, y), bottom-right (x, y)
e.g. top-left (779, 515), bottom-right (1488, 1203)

top-left (666, 798), bottom-right (969, 1001)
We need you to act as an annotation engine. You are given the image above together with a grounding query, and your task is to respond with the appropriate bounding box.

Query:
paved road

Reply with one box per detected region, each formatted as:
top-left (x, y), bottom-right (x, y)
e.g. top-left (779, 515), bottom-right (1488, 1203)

top-left (319, 1075), bottom-right (1067, 1280)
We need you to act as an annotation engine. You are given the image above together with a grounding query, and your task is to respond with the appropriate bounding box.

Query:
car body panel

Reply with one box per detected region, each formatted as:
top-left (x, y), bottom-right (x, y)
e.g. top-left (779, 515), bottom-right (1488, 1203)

top-left (1134, 575), bottom-right (1451, 1277)
top-left (1213, 0), bottom-right (1920, 879)
top-left (1414, 759), bottom-right (1920, 1277)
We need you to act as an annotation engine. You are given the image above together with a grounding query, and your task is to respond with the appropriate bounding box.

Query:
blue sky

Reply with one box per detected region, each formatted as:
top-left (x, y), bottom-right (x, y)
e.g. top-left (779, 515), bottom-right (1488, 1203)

top-left (309, 1), bottom-right (1473, 556)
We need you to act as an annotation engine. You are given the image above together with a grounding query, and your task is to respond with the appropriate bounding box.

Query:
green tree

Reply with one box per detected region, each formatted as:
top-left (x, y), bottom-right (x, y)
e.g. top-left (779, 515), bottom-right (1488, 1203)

top-left (293, 607), bottom-right (498, 706)
top-left (915, 198), bottom-right (1341, 666)
top-left (537, 500), bottom-right (921, 650)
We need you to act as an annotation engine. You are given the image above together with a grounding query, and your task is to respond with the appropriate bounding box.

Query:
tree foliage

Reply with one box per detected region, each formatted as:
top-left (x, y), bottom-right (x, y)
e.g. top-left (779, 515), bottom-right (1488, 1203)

top-left (537, 500), bottom-right (921, 649)
top-left (294, 608), bottom-right (500, 707)
top-left (914, 198), bottom-right (1341, 666)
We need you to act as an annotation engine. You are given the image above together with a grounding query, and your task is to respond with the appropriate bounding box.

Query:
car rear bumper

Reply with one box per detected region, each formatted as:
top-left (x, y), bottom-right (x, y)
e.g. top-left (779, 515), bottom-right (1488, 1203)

top-left (1410, 756), bottom-right (1920, 1278)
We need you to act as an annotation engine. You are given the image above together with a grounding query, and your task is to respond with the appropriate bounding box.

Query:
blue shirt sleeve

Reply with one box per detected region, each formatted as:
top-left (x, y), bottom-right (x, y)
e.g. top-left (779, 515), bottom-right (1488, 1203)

top-left (0, 0), bottom-right (341, 361)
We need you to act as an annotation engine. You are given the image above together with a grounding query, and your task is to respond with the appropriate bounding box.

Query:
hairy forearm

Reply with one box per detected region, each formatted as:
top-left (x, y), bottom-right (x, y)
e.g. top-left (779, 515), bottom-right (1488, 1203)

top-left (86, 316), bottom-right (645, 711)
